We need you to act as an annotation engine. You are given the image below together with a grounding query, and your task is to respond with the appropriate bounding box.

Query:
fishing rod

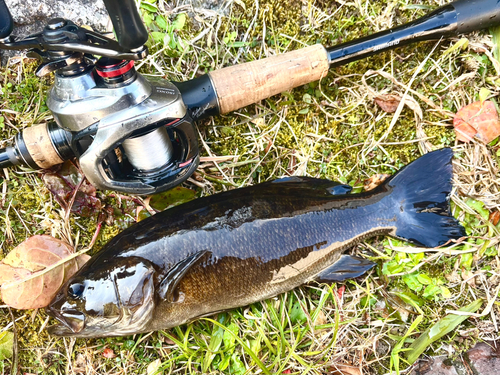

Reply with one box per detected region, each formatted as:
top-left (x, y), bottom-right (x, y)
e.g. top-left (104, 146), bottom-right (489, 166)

top-left (0, 0), bottom-right (498, 194)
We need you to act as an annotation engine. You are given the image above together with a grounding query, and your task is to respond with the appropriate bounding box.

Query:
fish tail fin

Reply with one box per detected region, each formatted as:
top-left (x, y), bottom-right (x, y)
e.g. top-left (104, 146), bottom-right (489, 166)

top-left (387, 148), bottom-right (465, 247)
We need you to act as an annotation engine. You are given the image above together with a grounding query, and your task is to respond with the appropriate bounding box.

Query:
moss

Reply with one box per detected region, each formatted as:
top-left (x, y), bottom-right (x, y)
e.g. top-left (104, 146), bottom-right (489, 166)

top-left (0, 0), bottom-right (496, 373)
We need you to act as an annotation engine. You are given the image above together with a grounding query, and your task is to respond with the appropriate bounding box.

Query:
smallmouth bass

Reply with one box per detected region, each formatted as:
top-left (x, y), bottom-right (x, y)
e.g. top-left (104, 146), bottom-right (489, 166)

top-left (47, 148), bottom-right (465, 337)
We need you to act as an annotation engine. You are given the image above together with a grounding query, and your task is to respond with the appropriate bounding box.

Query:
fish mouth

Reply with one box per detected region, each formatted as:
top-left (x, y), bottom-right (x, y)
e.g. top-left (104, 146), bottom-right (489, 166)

top-left (47, 308), bottom-right (86, 334)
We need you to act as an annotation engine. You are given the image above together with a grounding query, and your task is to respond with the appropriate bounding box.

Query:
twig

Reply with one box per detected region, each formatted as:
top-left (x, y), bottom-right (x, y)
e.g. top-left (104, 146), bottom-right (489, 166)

top-left (7, 307), bottom-right (18, 375)
top-left (1, 168), bottom-right (8, 208)
top-left (64, 173), bottom-right (85, 223)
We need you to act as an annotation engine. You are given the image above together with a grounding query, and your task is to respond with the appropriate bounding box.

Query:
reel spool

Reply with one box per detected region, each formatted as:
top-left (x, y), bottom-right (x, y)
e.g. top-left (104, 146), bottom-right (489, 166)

top-left (122, 127), bottom-right (174, 172)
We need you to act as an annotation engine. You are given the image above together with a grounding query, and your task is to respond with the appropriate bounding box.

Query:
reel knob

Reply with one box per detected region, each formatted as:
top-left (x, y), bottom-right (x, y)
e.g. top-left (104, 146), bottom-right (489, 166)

top-left (95, 57), bottom-right (136, 84)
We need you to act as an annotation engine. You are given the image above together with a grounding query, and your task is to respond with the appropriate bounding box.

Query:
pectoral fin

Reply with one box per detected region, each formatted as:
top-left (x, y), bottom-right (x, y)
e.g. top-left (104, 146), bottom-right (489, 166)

top-left (159, 250), bottom-right (209, 302)
top-left (314, 255), bottom-right (375, 283)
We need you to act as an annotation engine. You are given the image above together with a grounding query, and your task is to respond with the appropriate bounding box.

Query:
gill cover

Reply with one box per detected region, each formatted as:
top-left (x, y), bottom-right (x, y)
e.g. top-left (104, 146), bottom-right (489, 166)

top-left (112, 258), bottom-right (156, 329)
top-left (48, 257), bottom-right (156, 337)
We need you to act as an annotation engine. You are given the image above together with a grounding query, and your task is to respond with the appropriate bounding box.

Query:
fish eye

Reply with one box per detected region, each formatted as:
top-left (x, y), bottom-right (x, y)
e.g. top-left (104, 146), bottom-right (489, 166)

top-left (67, 283), bottom-right (85, 300)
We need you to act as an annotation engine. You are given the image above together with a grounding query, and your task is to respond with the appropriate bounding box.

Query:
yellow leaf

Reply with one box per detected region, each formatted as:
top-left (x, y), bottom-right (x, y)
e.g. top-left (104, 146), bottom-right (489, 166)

top-left (147, 358), bottom-right (162, 375)
top-left (443, 38), bottom-right (469, 56)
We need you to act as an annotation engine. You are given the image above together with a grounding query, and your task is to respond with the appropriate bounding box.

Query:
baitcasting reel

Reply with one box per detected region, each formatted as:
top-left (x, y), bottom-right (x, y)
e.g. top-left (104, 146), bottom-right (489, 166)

top-left (0, 0), bottom-right (217, 194)
top-left (0, 0), bottom-right (499, 194)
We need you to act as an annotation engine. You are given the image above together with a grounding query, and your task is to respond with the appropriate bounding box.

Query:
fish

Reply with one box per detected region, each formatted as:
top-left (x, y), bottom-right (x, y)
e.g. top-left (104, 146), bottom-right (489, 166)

top-left (47, 148), bottom-right (465, 337)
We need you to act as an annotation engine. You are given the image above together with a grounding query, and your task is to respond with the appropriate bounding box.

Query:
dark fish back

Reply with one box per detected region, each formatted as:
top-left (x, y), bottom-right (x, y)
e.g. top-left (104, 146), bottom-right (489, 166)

top-left (140, 183), bottom-right (398, 329)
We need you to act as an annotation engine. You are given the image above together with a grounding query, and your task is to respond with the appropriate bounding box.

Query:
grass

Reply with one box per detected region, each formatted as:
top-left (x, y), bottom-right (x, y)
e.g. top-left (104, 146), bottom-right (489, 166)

top-left (0, 0), bottom-right (499, 373)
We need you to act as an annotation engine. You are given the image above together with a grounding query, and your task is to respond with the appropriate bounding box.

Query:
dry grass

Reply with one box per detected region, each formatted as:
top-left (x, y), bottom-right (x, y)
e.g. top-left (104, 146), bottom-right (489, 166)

top-left (0, 0), bottom-right (499, 374)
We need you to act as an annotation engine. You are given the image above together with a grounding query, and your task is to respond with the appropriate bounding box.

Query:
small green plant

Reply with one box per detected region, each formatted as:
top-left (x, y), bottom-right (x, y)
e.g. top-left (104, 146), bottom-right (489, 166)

top-left (140, 1), bottom-right (188, 56)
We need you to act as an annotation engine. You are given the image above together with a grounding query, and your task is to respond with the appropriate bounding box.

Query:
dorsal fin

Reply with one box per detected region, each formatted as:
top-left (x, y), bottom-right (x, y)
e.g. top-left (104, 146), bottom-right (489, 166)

top-left (268, 176), bottom-right (352, 196)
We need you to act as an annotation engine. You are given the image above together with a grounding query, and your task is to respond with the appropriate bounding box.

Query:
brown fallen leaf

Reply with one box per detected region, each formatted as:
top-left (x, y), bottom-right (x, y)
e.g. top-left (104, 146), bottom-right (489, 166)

top-left (489, 211), bottom-right (500, 226)
top-left (102, 348), bottom-right (116, 359)
top-left (461, 268), bottom-right (478, 287)
top-left (364, 173), bottom-right (391, 191)
top-left (374, 94), bottom-right (401, 113)
top-left (313, 309), bottom-right (328, 326)
top-left (453, 100), bottom-right (500, 143)
top-left (328, 364), bottom-right (362, 375)
top-left (42, 161), bottom-right (101, 217)
top-left (0, 235), bottom-right (90, 310)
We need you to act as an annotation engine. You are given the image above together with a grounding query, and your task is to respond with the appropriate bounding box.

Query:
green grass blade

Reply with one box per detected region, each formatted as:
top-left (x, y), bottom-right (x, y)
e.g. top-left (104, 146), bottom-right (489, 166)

top-left (202, 317), bottom-right (272, 375)
top-left (256, 321), bottom-right (276, 356)
top-left (490, 26), bottom-right (500, 62)
top-left (202, 314), bottom-right (227, 372)
top-left (406, 299), bottom-right (483, 364)
top-left (390, 314), bottom-right (423, 375)
top-left (266, 299), bottom-right (290, 353)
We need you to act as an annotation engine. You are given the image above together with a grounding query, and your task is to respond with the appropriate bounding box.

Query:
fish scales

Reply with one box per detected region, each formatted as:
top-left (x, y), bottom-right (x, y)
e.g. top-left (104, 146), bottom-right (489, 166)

top-left (47, 148), bottom-right (465, 337)
top-left (90, 187), bottom-right (395, 330)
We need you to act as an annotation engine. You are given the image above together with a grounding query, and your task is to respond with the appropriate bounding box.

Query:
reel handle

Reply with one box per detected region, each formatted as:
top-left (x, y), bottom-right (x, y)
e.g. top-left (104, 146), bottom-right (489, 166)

top-left (102, 0), bottom-right (148, 50)
top-left (0, 0), bottom-right (13, 39)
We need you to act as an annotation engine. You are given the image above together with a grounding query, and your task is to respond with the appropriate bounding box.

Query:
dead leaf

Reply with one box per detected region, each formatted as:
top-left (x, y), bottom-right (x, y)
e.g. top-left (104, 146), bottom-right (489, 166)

top-left (364, 174), bottom-right (390, 191)
top-left (162, 333), bottom-right (176, 345)
top-left (445, 269), bottom-right (461, 284)
top-left (489, 211), bottom-right (500, 226)
top-left (102, 348), bottom-right (116, 359)
top-left (461, 268), bottom-right (477, 287)
top-left (453, 100), bottom-right (500, 143)
top-left (147, 358), bottom-right (162, 375)
top-left (250, 117), bottom-right (265, 128)
top-left (42, 161), bottom-right (101, 217)
top-left (0, 235), bottom-right (90, 309)
top-left (313, 310), bottom-right (327, 327)
top-left (328, 364), bottom-right (362, 375)
top-left (374, 94), bottom-right (401, 113)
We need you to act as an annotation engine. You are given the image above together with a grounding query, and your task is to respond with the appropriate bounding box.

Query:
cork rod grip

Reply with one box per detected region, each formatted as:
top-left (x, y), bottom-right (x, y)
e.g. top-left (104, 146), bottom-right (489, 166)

top-left (209, 44), bottom-right (330, 114)
top-left (23, 124), bottom-right (64, 169)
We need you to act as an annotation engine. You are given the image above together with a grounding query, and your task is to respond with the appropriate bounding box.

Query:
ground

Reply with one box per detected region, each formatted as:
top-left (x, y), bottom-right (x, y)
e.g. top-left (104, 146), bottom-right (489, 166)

top-left (0, 0), bottom-right (499, 374)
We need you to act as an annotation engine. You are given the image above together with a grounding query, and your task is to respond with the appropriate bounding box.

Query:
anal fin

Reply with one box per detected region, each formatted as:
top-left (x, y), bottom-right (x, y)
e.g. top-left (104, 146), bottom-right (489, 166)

top-left (314, 255), bottom-right (375, 283)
